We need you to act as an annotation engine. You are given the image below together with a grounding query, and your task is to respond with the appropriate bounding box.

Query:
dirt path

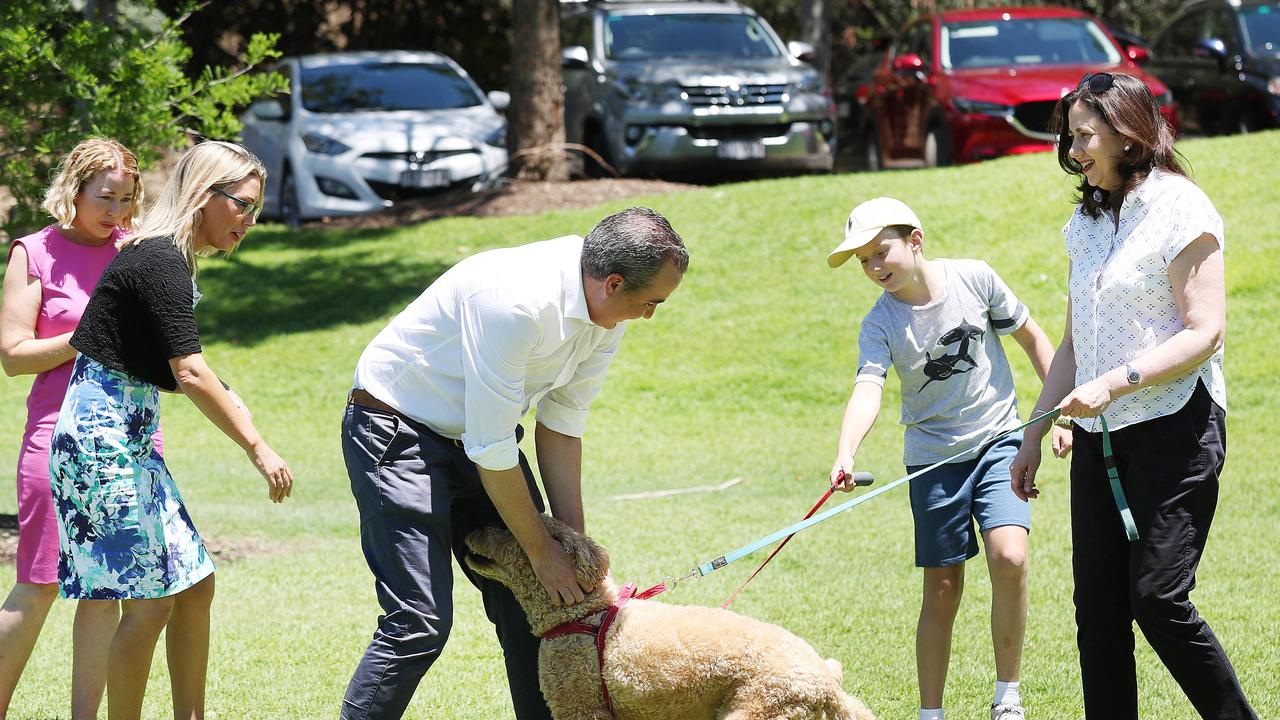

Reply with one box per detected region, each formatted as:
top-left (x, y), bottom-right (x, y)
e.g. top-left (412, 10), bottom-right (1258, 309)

top-left (305, 178), bottom-right (697, 230)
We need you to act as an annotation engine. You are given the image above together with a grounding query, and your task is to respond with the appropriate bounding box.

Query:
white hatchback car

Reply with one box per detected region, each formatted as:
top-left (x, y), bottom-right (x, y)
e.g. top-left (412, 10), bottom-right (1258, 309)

top-left (240, 50), bottom-right (509, 226)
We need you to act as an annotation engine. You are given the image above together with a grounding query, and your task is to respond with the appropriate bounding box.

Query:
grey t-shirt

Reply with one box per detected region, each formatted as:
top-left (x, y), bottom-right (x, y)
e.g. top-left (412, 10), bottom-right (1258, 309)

top-left (855, 259), bottom-right (1028, 465)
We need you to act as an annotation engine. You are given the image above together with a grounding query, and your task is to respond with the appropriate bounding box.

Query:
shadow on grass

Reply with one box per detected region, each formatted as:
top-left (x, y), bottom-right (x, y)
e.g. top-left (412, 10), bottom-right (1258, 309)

top-left (235, 224), bottom-right (402, 252)
top-left (195, 228), bottom-right (453, 345)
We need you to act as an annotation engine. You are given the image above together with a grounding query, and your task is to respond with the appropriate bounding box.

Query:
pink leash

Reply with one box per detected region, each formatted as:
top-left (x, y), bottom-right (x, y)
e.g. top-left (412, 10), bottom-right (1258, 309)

top-left (721, 470), bottom-right (872, 608)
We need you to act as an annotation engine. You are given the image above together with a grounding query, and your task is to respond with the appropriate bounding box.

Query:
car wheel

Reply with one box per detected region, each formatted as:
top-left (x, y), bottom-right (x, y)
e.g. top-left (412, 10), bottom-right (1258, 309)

top-left (924, 122), bottom-right (952, 167)
top-left (1236, 107), bottom-right (1262, 135)
top-left (862, 125), bottom-right (883, 172)
top-left (281, 168), bottom-right (301, 229)
top-left (583, 125), bottom-right (614, 179)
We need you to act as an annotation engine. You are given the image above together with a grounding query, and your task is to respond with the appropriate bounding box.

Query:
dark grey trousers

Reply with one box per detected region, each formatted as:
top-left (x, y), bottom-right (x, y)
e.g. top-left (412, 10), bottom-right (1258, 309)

top-left (339, 403), bottom-right (551, 720)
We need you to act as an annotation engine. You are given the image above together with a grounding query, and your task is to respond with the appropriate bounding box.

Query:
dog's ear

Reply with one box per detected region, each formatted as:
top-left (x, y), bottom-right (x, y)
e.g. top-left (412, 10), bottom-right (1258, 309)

top-left (542, 516), bottom-right (610, 586)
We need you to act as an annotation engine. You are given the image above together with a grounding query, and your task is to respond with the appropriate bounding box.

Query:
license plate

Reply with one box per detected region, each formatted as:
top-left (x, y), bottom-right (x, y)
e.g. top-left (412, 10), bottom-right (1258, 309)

top-left (716, 140), bottom-right (766, 160)
top-left (401, 169), bottom-right (450, 188)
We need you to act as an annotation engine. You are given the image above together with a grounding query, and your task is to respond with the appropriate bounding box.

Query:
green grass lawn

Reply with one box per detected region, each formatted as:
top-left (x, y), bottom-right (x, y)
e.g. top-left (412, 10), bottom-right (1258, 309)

top-left (3, 131), bottom-right (1278, 719)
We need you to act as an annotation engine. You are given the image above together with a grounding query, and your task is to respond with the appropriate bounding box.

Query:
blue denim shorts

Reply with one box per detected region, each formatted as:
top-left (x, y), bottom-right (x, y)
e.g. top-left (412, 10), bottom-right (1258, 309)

top-left (907, 432), bottom-right (1030, 567)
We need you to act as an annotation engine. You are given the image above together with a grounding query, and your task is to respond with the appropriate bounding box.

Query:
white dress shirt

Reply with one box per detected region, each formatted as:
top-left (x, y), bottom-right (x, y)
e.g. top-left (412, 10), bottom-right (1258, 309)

top-left (353, 235), bottom-right (625, 470)
top-left (1064, 168), bottom-right (1226, 432)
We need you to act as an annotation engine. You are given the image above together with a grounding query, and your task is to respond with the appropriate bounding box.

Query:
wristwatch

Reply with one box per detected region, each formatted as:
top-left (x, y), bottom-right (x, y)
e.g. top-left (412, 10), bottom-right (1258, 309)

top-left (1053, 415), bottom-right (1074, 429)
top-left (1124, 363), bottom-right (1141, 386)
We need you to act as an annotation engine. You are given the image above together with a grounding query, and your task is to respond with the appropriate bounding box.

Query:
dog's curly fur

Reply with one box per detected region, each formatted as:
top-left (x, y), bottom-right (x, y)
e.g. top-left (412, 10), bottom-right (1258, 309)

top-left (465, 516), bottom-right (875, 720)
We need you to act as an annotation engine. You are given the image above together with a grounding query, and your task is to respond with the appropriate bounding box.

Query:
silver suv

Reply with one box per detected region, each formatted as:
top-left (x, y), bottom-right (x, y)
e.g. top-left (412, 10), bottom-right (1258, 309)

top-left (561, 0), bottom-right (836, 176)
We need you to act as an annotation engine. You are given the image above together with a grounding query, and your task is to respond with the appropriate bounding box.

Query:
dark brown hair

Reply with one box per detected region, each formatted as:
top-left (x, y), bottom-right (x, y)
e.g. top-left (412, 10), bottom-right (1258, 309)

top-left (1049, 73), bottom-right (1186, 219)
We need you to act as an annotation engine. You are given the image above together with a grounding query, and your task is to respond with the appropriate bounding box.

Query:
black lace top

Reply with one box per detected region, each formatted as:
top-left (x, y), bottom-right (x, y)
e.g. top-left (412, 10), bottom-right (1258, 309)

top-left (71, 237), bottom-right (202, 391)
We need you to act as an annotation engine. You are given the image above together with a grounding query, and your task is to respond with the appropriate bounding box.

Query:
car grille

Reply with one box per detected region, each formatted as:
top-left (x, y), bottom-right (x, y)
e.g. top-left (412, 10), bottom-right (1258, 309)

top-left (683, 84), bottom-right (787, 108)
top-left (685, 123), bottom-right (791, 140)
top-left (361, 149), bottom-right (476, 164)
top-left (366, 179), bottom-right (462, 202)
top-left (1012, 101), bottom-right (1058, 138)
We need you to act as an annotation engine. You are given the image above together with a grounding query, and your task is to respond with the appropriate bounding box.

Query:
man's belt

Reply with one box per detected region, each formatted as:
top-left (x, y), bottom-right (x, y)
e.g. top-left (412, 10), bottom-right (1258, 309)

top-left (347, 387), bottom-right (402, 416)
top-left (346, 388), bottom-right (466, 450)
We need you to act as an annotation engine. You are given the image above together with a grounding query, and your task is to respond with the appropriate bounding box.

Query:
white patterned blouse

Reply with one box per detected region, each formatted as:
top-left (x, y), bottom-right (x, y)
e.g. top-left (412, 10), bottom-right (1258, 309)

top-left (1063, 168), bottom-right (1226, 433)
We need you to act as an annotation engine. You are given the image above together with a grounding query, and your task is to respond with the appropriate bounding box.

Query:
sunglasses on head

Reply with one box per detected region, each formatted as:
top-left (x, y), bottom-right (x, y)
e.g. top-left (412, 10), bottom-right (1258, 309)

top-left (1078, 72), bottom-right (1115, 93)
top-left (212, 187), bottom-right (262, 219)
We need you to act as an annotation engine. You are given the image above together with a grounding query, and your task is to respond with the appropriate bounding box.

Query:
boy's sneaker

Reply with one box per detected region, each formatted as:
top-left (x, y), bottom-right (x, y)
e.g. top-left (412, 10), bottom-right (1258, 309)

top-left (991, 703), bottom-right (1024, 720)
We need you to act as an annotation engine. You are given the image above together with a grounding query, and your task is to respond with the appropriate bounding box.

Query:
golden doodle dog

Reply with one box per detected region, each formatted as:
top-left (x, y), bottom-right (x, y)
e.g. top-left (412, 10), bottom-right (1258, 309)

top-left (465, 515), bottom-right (875, 720)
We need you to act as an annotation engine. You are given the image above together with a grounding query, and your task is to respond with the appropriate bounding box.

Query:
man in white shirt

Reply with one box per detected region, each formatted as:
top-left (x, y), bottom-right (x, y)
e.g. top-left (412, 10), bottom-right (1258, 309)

top-left (339, 207), bottom-right (688, 720)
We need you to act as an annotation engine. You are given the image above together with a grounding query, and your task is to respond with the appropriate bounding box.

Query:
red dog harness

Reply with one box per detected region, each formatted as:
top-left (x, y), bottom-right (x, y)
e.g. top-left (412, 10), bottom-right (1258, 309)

top-left (541, 581), bottom-right (667, 716)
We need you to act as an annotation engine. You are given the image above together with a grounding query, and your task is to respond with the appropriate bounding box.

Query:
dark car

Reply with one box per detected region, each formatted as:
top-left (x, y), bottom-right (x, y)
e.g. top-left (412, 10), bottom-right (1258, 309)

top-left (560, 0), bottom-right (836, 177)
top-left (1146, 0), bottom-right (1280, 134)
top-left (1108, 25), bottom-right (1153, 63)
top-left (857, 7), bottom-right (1177, 169)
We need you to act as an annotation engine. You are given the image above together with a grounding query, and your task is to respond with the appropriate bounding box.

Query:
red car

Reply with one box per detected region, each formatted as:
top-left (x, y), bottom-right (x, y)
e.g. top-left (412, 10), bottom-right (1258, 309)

top-left (859, 7), bottom-right (1178, 168)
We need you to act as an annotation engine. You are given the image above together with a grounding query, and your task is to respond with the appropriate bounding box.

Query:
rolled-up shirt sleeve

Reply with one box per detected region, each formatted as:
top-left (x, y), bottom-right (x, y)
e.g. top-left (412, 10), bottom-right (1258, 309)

top-left (537, 326), bottom-right (625, 437)
top-left (980, 261), bottom-right (1028, 336)
top-left (459, 289), bottom-right (538, 471)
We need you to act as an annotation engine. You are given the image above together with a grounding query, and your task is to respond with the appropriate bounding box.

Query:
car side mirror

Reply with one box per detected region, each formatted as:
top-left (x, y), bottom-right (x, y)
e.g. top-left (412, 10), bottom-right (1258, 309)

top-left (487, 90), bottom-right (510, 113)
top-left (788, 40), bottom-right (817, 63)
top-left (892, 53), bottom-right (925, 74)
top-left (562, 46), bottom-right (590, 69)
top-left (1192, 37), bottom-right (1229, 69)
top-left (1126, 45), bottom-right (1150, 64)
top-left (249, 99), bottom-right (286, 122)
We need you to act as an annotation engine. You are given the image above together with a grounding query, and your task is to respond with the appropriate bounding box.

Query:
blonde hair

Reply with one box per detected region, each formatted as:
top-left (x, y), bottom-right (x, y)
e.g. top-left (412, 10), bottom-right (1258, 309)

top-left (41, 138), bottom-right (143, 231)
top-left (124, 141), bottom-right (266, 276)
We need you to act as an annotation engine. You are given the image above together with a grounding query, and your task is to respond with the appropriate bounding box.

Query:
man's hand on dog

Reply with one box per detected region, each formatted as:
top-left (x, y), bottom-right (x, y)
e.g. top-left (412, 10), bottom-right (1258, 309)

top-left (531, 544), bottom-right (592, 606)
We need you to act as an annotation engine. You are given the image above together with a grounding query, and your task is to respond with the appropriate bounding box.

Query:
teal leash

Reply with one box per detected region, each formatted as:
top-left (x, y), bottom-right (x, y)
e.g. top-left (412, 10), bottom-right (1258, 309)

top-left (677, 408), bottom-right (1137, 585)
top-left (1099, 415), bottom-right (1139, 541)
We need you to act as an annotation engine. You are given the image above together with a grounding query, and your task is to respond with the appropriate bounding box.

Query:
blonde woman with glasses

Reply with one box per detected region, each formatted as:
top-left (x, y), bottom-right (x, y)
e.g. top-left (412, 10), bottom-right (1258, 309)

top-left (48, 140), bottom-right (293, 719)
top-left (0, 138), bottom-right (152, 719)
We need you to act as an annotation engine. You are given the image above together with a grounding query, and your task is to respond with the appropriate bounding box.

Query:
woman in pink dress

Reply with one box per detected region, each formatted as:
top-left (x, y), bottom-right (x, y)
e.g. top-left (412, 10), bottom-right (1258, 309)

top-left (0, 138), bottom-right (151, 718)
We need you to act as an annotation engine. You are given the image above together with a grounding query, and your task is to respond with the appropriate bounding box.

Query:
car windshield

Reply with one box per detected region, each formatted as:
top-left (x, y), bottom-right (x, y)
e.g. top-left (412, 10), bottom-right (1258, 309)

top-left (941, 17), bottom-right (1121, 69)
top-left (301, 62), bottom-right (481, 113)
top-left (604, 13), bottom-right (782, 60)
top-left (1240, 5), bottom-right (1280, 57)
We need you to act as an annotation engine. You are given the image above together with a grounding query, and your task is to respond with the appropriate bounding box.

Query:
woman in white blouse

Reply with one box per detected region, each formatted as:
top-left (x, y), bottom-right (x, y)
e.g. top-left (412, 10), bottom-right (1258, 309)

top-left (1009, 72), bottom-right (1257, 719)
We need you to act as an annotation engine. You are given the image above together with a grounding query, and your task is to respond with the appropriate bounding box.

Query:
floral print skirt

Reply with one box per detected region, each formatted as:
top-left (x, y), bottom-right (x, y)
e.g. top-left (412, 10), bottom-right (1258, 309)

top-left (49, 355), bottom-right (214, 599)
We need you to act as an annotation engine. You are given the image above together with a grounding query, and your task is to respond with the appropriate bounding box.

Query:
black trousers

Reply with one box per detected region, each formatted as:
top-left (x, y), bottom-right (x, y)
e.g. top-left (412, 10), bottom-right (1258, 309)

top-left (340, 403), bottom-right (551, 720)
top-left (1070, 382), bottom-right (1256, 720)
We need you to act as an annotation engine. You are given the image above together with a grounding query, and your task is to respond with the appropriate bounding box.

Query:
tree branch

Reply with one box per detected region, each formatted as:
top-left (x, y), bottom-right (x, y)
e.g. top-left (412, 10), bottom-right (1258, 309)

top-left (142, 1), bottom-right (208, 52)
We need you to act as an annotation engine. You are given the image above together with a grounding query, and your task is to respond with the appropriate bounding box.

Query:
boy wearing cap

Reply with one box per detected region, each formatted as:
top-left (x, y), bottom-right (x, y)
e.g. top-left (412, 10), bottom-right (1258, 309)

top-left (827, 197), bottom-right (1070, 720)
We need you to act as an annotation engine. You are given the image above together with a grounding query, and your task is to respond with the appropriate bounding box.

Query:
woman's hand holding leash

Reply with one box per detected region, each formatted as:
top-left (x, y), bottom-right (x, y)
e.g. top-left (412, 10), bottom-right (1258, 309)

top-left (1058, 378), bottom-right (1113, 418)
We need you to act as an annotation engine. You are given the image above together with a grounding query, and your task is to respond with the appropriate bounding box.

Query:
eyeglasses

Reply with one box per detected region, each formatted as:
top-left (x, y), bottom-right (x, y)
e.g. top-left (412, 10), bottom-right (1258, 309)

top-left (1078, 72), bottom-right (1115, 94)
top-left (212, 187), bottom-right (262, 219)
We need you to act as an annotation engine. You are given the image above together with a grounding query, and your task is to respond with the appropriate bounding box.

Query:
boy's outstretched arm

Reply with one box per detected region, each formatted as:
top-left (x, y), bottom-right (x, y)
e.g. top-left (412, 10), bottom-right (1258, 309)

top-left (831, 381), bottom-right (882, 491)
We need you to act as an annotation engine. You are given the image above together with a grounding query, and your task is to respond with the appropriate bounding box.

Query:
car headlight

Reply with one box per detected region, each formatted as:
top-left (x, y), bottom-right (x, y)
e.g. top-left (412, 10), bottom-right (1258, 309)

top-left (484, 125), bottom-right (507, 149)
top-left (301, 132), bottom-right (351, 155)
top-left (1268, 76), bottom-right (1280, 96)
top-left (793, 74), bottom-right (823, 94)
top-left (951, 97), bottom-right (1013, 117)
top-left (619, 80), bottom-right (685, 104)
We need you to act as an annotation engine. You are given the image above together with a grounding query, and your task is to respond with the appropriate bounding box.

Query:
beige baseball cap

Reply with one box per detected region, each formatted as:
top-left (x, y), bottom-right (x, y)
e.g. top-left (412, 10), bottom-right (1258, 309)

top-left (827, 196), bottom-right (923, 268)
